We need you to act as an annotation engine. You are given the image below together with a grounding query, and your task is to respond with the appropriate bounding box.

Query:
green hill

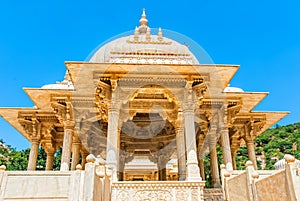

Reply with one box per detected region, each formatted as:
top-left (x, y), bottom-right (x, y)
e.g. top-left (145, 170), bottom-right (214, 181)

top-left (236, 122), bottom-right (300, 170)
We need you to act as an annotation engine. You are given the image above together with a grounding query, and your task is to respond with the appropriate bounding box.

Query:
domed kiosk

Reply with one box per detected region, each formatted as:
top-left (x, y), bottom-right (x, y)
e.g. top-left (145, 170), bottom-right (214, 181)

top-left (89, 9), bottom-right (199, 65)
top-left (0, 9), bottom-right (289, 201)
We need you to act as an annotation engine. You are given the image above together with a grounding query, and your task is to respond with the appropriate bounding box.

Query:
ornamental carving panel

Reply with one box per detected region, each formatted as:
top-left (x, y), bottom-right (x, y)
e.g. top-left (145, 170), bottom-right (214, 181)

top-left (176, 190), bottom-right (188, 201)
top-left (134, 190), bottom-right (172, 201)
top-left (111, 181), bottom-right (205, 201)
top-left (116, 190), bottom-right (130, 201)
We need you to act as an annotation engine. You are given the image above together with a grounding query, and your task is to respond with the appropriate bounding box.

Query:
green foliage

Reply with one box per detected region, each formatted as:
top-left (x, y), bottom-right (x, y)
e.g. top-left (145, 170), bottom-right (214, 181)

top-left (235, 146), bottom-right (248, 170)
top-left (0, 139), bottom-right (61, 171)
top-left (203, 122), bottom-right (300, 186)
top-left (53, 148), bottom-right (62, 170)
top-left (235, 122), bottom-right (300, 170)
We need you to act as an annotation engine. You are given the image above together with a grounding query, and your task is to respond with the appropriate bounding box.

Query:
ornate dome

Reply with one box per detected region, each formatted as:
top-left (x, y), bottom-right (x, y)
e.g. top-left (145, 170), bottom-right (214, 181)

top-left (223, 86), bottom-right (244, 93)
top-left (89, 10), bottom-right (199, 65)
top-left (41, 80), bottom-right (74, 90)
top-left (41, 73), bottom-right (74, 90)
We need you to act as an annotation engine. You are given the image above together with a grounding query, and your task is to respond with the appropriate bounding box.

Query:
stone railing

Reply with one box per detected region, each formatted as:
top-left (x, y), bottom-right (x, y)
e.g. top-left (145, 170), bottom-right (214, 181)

top-left (0, 170), bottom-right (79, 201)
top-left (221, 155), bottom-right (300, 201)
top-left (203, 188), bottom-right (223, 201)
top-left (111, 181), bottom-right (206, 201)
top-left (0, 154), bottom-right (110, 201)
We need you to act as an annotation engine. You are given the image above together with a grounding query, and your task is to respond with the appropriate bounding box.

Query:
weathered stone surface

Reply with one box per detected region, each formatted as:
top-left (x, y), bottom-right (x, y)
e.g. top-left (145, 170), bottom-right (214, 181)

top-left (203, 188), bottom-right (223, 201)
top-left (222, 159), bottom-right (300, 201)
top-left (226, 172), bottom-right (248, 201)
top-left (255, 170), bottom-right (290, 201)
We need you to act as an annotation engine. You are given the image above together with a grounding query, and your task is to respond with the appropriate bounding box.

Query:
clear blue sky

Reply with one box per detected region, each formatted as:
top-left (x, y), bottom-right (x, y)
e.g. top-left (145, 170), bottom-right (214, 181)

top-left (0, 0), bottom-right (299, 150)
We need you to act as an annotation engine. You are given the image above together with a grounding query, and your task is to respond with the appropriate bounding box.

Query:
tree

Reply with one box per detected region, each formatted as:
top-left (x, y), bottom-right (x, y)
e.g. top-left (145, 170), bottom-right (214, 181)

top-left (0, 139), bottom-right (62, 171)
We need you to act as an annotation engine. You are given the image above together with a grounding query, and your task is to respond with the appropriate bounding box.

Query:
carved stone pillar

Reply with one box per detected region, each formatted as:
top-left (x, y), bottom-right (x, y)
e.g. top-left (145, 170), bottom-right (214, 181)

top-left (158, 155), bottom-right (168, 181)
top-left (199, 159), bottom-right (205, 180)
top-left (71, 140), bottom-right (81, 170)
top-left (106, 80), bottom-right (120, 181)
top-left (40, 124), bottom-right (56, 171)
top-left (45, 151), bottom-right (55, 170)
top-left (60, 121), bottom-right (74, 170)
top-left (118, 153), bottom-right (126, 181)
top-left (206, 125), bottom-right (221, 187)
top-left (27, 140), bottom-right (40, 171)
top-left (183, 82), bottom-right (201, 181)
top-left (175, 111), bottom-right (186, 181)
top-left (26, 119), bottom-right (41, 171)
top-left (244, 124), bottom-right (258, 170)
top-left (231, 150), bottom-right (237, 170)
top-left (159, 167), bottom-right (167, 181)
top-left (197, 133), bottom-right (205, 181)
top-left (246, 140), bottom-right (257, 170)
top-left (230, 136), bottom-right (240, 171)
top-left (210, 145), bottom-right (221, 187)
top-left (219, 107), bottom-right (233, 170)
top-left (81, 151), bottom-right (88, 170)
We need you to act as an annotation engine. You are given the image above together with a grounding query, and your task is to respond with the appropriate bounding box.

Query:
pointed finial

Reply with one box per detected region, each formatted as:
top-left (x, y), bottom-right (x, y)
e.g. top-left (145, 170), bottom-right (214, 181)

top-left (142, 8), bottom-right (146, 17)
top-left (139, 8), bottom-right (148, 26)
top-left (158, 27), bottom-right (163, 41)
top-left (139, 8), bottom-right (148, 34)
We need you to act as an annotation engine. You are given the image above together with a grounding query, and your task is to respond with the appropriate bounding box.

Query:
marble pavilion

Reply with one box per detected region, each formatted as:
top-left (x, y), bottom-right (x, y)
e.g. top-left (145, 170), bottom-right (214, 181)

top-left (0, 10), bottom-right (288, 190)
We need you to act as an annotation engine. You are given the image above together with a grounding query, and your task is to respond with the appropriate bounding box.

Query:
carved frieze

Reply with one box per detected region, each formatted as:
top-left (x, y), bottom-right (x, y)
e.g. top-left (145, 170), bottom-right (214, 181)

top-left (227, 105), bottom-right (242, 128)
top-left (18, 116), bottom-right (41, 141)
top-left (111, 181), bottom-right (205, 201)
top-left (193, 83), bottom-right (207, 100)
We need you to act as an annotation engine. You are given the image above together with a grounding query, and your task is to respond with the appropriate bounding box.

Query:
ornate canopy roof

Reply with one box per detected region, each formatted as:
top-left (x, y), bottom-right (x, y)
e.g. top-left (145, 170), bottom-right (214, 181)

top-left (89, 10), bottom-right (199, 65)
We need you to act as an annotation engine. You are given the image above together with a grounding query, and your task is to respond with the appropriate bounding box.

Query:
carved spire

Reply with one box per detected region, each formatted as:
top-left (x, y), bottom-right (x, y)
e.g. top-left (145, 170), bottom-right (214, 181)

top-left (139, 8), bottom-right (148, 34)
top-left (139, 8), bottom-right (148, 26)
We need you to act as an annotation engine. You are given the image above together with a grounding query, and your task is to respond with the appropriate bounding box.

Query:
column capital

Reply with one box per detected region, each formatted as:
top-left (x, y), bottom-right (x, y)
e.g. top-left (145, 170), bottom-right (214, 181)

top-left (193, 82), bottom-right (207, 101)
top-left (43, 141), bottom-right (56, 155)
top-left (31, 139), bottom-right (40, 144)
top-left (110, 79), bottom-right (118, 92)
top-left (243, 123), bottom-right (255, 142)
top-left (246, 138), bottom-right (255, 144)
top-left (174, 124), bottom-right (184, 134)
top-left (174, 111), bottom-right (184, 131)
top-left (64, 120), bottom-right (75, 129)
top-left (51, 101), bottom-right (73, 123)
top-left (20, 117), bottom-right (42, 142)
top-left (72, 134), bottom-right (81, 144)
